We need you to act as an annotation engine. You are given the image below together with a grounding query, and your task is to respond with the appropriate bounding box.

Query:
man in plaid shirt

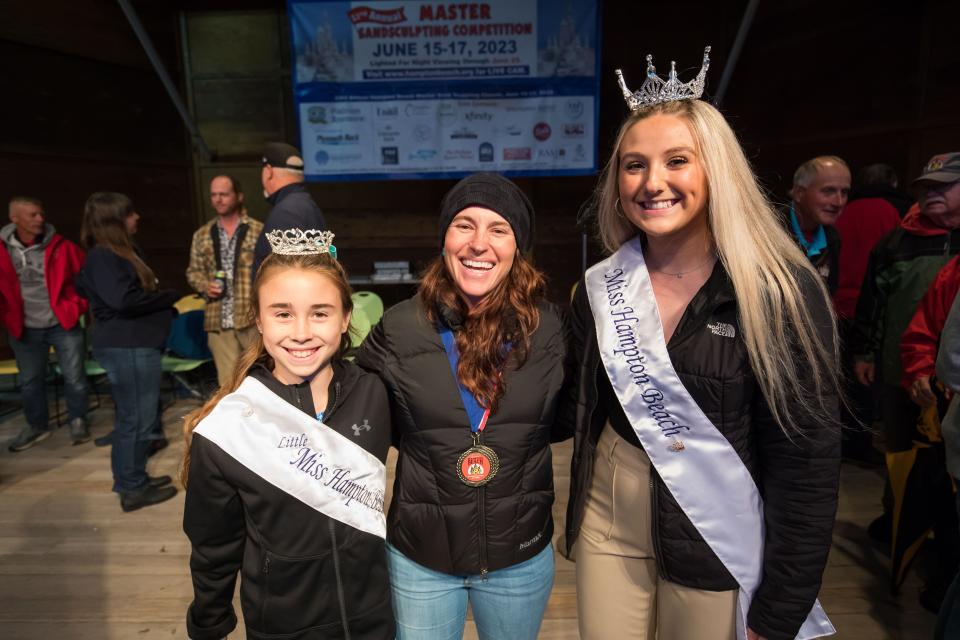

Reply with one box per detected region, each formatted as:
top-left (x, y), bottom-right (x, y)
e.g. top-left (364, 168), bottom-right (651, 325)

top-left (186, 175), bottom-right (263, 386)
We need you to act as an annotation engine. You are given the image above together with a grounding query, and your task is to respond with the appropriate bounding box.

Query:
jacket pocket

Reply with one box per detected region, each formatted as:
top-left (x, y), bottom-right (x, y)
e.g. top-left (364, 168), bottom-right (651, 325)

top-left (252, 547), bottom-right (339, 635)
top-left (580, 440), bottom-right (616, 543)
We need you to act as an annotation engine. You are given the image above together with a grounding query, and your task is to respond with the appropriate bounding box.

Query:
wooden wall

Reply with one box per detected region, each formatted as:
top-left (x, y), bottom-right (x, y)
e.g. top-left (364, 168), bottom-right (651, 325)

top-left (0, 0), bottom-right (194, 293)
top-left (2, 0), bottom-right (958, 309)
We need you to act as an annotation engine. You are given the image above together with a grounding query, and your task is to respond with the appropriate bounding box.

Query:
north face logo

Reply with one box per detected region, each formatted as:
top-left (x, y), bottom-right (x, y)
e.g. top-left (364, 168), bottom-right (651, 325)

top-left (707, 322), bottom-right (736, 338)
top-left (351, 419), bottom-right (372, 437)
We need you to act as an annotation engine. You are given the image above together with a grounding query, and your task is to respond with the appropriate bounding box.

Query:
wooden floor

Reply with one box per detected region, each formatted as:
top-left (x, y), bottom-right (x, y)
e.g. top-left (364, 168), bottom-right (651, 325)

top-left (0, 398), bottom-right (938, 639)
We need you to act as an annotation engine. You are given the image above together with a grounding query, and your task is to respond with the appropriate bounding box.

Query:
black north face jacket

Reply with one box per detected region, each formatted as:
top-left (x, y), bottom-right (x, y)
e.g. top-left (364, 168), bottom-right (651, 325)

top-left (183, 361), bottom-right (394, 640)
top-left (563, 264), bottom-right (841, 640)
top-left (356, 295), bottom-right (570, 575)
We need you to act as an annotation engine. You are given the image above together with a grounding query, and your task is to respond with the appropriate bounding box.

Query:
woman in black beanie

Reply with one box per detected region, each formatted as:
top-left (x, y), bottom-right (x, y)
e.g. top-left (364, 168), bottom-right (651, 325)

top-left (357, 172), bottom-right (570, 639)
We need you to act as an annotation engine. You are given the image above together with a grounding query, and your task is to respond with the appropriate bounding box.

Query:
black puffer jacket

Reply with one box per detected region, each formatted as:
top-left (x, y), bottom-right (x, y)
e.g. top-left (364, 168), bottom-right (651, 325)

top-left (183, 361), bottom-right (394, 640)
top-left (563, 264), bottom-right (841, 640)
top-left (356, 295), bottom-right (569, 575)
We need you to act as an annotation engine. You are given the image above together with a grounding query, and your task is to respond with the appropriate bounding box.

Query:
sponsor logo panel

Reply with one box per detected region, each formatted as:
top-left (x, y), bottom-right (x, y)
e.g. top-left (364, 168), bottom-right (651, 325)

top-left (565, 99), bottom-right (585, 119)
top-left (537, 148), bottom-right (567, 160)
top-left (443, 149), bottom-right (475, 161)
top-left (381, 147), bottom-right (398, 165)
top-left (503, 147), bottom-right (532, 161)
top-left (314, 150), bottom-right (363, 166)
top-left (408, 149), bottom-right (438, 161)
top-left (450, 127), bottom-right (479, 140)
top-left (405, 103), bottom-right (432, 117)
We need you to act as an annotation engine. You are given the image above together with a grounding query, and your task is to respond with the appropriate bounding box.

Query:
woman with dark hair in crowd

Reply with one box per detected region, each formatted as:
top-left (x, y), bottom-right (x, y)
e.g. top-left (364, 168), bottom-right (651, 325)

top-left (77, 192), bottom-right (179, 512)
top-left (564, 49), bottom-right (841, 640)
top-left (357, 173), bottom-right (569, 639)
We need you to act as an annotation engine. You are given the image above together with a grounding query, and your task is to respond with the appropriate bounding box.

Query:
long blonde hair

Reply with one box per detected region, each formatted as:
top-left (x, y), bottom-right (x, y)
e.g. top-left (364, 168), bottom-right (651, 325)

top-left (592, 99), bottom-right (841, 434)
top-left (179, 252), bottom-right (354, 486)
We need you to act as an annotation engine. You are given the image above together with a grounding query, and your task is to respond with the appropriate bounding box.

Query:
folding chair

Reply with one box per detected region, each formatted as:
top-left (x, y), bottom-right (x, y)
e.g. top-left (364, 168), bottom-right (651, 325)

top-left (162, 295), bottom-right (214, 400)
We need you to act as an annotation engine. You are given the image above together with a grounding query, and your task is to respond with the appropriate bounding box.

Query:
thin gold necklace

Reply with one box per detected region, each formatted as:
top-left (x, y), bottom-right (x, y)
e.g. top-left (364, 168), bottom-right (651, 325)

top-left (649, 253), bottom-right (717, 279)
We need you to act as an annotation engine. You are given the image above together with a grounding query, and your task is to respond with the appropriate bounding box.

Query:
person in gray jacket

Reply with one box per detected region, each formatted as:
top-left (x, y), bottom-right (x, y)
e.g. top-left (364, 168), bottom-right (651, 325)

top-left (935, 292), bottom-right (960, 638)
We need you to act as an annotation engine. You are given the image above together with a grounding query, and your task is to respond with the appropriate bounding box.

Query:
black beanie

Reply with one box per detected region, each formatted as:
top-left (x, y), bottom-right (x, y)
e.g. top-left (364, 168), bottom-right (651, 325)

top-left (438, 173), bottom-right (535, 251)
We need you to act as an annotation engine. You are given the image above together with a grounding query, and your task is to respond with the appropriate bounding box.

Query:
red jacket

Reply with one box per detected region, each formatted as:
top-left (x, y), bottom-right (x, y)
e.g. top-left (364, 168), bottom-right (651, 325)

top-left (833, 197), bottom-right (901, 319)
top-left (0, 234), bottom-right (88, 339)
top-left (901, 254), bottom-right (960, 388)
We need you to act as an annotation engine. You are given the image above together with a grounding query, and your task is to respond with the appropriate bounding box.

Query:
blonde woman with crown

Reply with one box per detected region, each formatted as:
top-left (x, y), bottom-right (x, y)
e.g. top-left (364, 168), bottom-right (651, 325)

top-left (562, 49), bottom-right (841, 640)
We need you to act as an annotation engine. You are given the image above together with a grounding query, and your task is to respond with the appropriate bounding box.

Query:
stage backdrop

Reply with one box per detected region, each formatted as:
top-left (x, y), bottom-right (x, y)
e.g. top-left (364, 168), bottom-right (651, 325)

top-left (288, 0), bottom-right (600, 181)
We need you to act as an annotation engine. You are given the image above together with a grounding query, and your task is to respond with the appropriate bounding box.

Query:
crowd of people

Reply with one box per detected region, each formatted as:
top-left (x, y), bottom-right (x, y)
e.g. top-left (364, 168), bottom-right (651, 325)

top-left (3, 47), bottom-right (960, 639)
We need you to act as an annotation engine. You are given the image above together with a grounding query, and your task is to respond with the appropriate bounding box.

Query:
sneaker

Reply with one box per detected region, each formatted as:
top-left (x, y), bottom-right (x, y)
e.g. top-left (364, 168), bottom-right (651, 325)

top-left (94, 431), bottom-right (115, 447)
top-left (8, 426), bottom-right (52, 452)
top-left (69, 418), bottom-right (91, 445)
top-left (120, 484), bottom-right (177, 512)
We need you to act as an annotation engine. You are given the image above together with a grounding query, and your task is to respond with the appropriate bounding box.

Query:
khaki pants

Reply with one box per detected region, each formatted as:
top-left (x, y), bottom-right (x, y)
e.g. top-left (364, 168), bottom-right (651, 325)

top-left (206, 325), bottom-right (258, 387)
top-left (576, 424), bottom-right (738, 640)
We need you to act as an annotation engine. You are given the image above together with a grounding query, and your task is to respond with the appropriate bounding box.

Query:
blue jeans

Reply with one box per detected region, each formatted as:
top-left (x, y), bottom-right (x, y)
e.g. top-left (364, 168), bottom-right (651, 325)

top-left (386, 542), bottom-right (554, 640)
top-left (9, 325), bottom-right (88, 429)
top-left (93, 347), bottom-right (162, 493)
top-left (937, 485), bottom-right (960, 639)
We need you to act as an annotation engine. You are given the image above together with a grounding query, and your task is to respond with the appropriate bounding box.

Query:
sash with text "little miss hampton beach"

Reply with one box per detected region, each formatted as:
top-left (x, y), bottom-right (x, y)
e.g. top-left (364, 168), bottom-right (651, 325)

top-left (585, 237), bottom-right (834, 640)
top-left (193, 377), bottom-right (386, 539)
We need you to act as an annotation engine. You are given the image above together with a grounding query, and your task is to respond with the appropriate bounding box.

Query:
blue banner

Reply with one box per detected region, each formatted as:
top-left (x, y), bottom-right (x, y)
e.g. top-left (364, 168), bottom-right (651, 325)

top-left (287, 0), bottom-right (601, 181)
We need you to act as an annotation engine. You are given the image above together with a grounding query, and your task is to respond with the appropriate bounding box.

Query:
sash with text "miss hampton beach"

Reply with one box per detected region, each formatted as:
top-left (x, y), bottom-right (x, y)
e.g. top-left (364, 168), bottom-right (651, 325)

top-left (193, 377), bottom-right (386, 539)
top-left (585, 237), bottom-right (834, 640)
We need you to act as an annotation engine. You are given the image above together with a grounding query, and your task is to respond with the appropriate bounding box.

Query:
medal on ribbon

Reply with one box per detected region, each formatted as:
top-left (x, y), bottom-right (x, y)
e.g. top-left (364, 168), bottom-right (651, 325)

top-left (457, 434), bottom-right (500, 487)
top-left (440, 327), bottom-right (502, 488)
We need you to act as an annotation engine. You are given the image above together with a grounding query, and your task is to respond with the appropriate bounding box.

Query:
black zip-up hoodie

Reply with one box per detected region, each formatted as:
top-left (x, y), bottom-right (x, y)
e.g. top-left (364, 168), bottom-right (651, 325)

top-left (183, 360), bottom-right (395, 640)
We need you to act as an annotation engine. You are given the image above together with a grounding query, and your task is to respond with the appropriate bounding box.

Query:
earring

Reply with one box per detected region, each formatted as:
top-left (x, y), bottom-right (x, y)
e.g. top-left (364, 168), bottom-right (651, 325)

top-left (615, 198), bottom-right (626, 218)
top-left (441, 248), bottom-right (446, 257)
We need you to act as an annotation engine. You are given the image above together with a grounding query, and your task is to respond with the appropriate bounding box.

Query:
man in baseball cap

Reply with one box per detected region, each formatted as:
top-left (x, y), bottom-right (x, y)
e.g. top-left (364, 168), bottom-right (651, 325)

top-left (253, 142), bottom-right (327, 275)
top-left (913, 152), bottom-right (960, 230)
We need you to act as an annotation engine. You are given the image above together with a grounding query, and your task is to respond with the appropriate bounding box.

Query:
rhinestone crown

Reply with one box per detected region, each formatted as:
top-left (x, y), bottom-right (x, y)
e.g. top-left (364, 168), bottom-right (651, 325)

top-left (266, 228), bottom-right (337, 258)
top-left (616, 46), bottom-right (711, 111)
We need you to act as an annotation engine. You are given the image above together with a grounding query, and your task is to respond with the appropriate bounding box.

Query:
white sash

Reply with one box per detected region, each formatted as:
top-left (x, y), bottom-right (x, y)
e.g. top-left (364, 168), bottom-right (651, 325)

top-left (585, 238), bottom-right (834, 640)
top-left (194, 377), bottom-right (386, 539)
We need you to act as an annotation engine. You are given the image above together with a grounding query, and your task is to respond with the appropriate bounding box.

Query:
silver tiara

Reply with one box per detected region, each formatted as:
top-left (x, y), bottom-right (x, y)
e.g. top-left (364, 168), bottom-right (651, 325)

top-left (266, 228), bottom-right (337, 258)
top-left (616, 46), bottom-right (711, 111)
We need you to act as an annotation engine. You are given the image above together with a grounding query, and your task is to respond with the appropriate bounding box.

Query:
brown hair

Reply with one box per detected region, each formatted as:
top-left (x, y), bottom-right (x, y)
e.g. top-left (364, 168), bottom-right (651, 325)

top-left (81, 192), bottom-right (157, 290)
top-left (180, 252), bottom-right (354, 486)
top-left (419, 252), bottom-right (545, 412)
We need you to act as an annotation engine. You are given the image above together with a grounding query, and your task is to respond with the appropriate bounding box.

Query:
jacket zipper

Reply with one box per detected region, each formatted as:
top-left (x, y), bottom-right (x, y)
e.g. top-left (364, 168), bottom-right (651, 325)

top-left (325, 382), bottom-right (342, 421)
top-left (261, 551), bottom-right (272, 626)
top-left (649, 473), bottom-right (669, 581)
top-left (478, 484), bottom-right (488, 577)
top-left (328, 519), bottom-right (352, 639)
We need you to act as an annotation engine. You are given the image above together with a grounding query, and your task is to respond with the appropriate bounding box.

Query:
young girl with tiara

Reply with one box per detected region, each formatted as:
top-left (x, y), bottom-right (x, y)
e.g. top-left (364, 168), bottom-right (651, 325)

top-left (181, 229), bottom-right (395, 639)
